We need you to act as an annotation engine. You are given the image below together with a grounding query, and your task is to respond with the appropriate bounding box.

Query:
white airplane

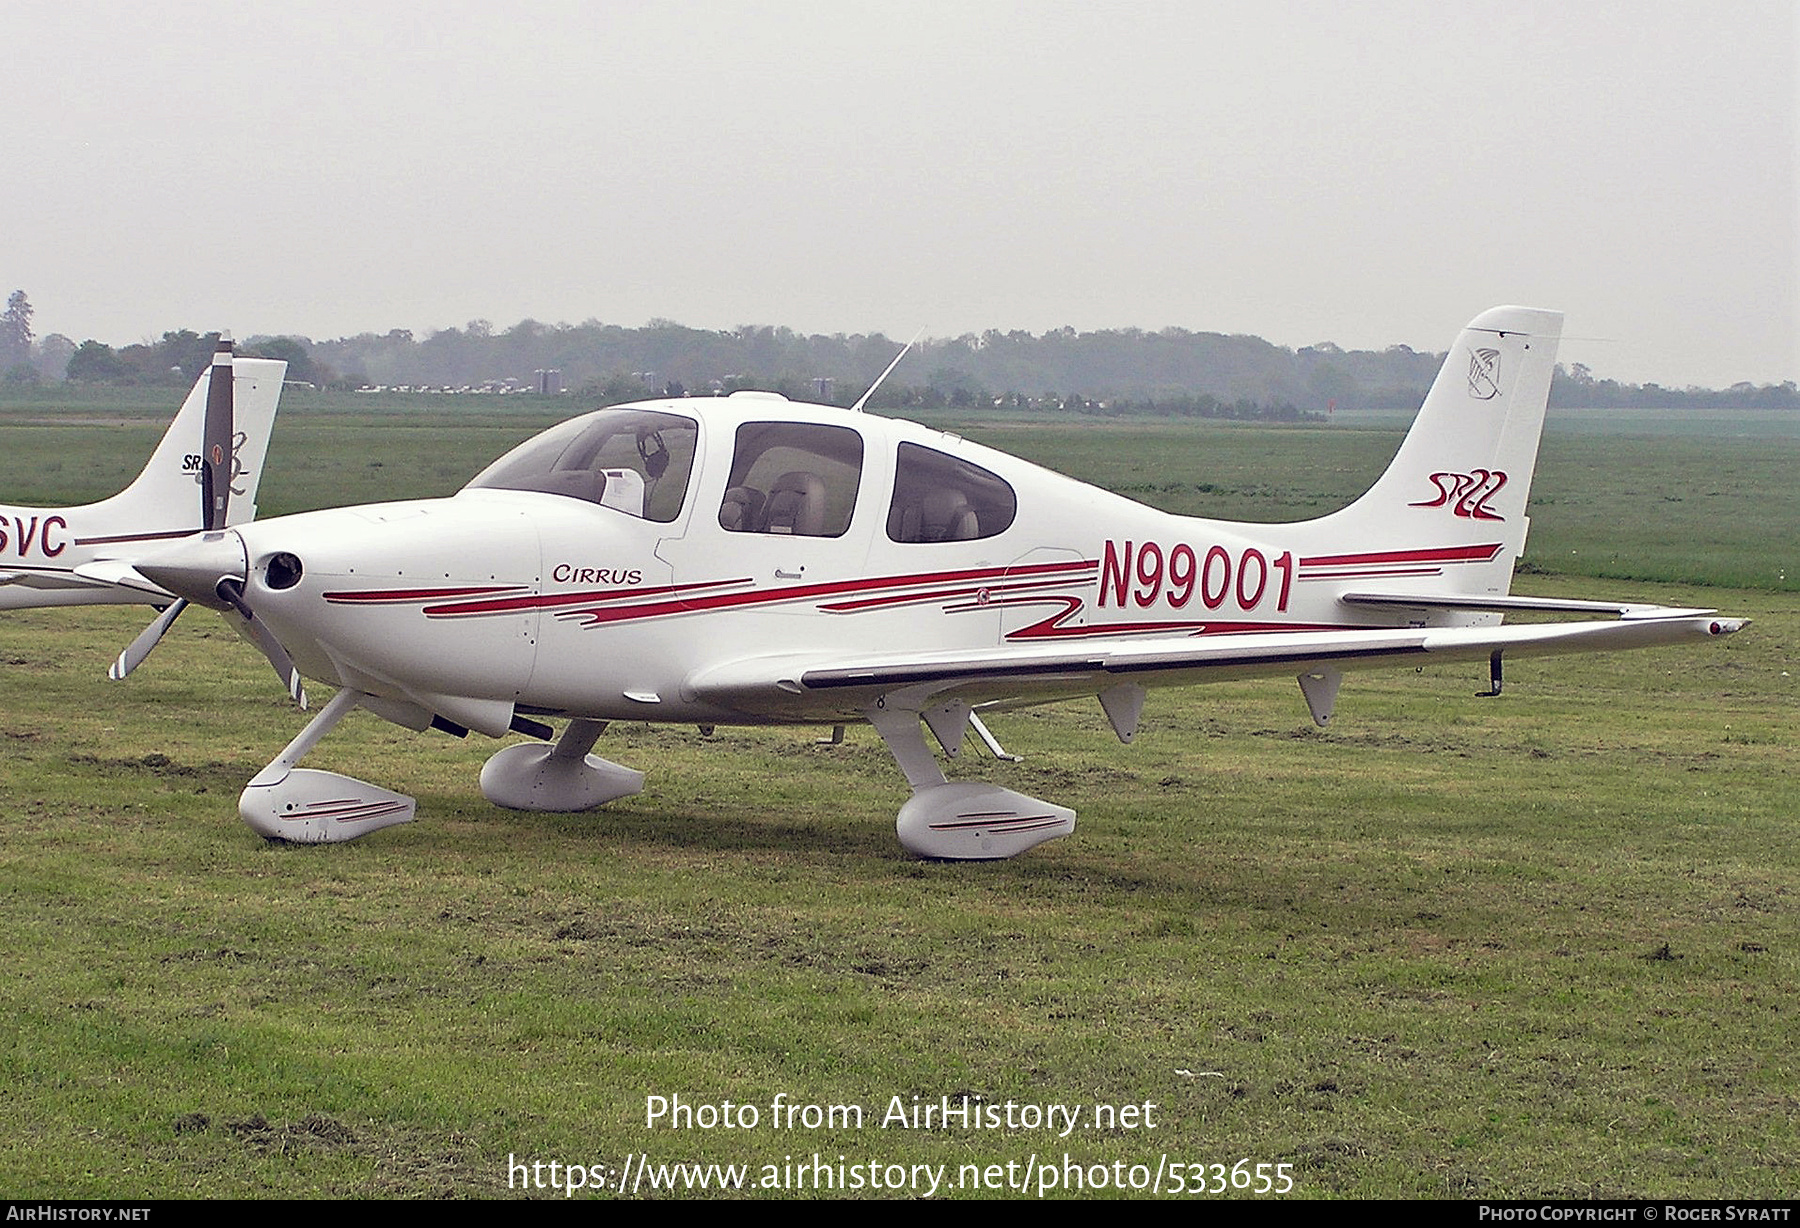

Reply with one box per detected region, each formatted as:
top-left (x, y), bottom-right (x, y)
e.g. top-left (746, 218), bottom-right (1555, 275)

top-left (2, 338), bottom-right (286, 673)
top-left (125, 307), bottom-right (1743, 856)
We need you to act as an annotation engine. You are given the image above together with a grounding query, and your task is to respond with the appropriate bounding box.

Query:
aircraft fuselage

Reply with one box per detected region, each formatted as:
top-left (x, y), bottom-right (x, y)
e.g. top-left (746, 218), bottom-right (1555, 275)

top-left (225, 393), bottom-right (1516, 729)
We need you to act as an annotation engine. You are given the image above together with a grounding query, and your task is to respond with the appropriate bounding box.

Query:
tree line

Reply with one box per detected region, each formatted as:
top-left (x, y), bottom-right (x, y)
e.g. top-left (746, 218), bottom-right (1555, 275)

top-left (6, 292), bottom-right (1796, 413)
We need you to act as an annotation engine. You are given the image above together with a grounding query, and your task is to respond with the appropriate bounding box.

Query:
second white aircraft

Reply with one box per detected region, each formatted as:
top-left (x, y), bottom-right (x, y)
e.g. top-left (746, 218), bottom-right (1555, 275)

top-left (127, 307), bottom-right (1743, 856)
top-left (1, 338), bottom-right (283, 614)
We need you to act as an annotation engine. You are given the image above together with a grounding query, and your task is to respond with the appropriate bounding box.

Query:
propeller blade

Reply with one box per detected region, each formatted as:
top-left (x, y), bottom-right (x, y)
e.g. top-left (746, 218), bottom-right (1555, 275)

top-left (234, 611), bottom-right (309, 709)
top-left (202, 335), bottom-right (235, 531)
top-left (108, 598), bottom-right (188, 680)
top-left (217, 577), bottom-right (308, 709)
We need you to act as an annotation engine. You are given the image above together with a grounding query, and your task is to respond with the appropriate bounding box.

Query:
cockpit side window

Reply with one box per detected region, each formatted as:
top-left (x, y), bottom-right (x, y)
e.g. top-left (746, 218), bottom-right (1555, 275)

top-left (464, 408), bottom-right (698, 523)
top-left (718, 422), bottom-right (864, 537)
top-left (886, 442), bottom-right (1017, 543)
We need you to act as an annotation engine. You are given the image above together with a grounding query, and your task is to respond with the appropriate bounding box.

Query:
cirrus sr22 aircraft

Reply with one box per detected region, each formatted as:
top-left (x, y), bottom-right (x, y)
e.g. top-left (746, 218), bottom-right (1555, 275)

top-left (119, 307), bottom-right (1742, 858)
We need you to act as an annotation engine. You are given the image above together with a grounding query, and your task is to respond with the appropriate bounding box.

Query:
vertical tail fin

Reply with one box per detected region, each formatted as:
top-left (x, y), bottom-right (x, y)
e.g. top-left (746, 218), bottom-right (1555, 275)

top-left (1304, 305), bottom-right (1562, 597)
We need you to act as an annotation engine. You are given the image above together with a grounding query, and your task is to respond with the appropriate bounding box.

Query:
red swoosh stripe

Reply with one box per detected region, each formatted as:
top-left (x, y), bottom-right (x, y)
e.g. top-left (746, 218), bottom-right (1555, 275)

top-left (325, 584), bottom-right (523, 604)
top-left (1300, 543), bottom-right (1503, 569)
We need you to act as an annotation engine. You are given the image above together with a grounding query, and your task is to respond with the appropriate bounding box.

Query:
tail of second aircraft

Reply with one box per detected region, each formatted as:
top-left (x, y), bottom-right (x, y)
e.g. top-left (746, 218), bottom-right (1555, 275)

top-left (1297, 305), bottom-right (1563, 598)
top-left (85, 339), bottom-right (286, 539)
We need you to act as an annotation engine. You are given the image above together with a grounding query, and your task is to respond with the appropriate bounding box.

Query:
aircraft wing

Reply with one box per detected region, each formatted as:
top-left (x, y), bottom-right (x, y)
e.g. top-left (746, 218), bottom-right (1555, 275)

top-left (0, 570), bottom-right (117, 592)
top-left (686, 609), bottom-right (1743, 721)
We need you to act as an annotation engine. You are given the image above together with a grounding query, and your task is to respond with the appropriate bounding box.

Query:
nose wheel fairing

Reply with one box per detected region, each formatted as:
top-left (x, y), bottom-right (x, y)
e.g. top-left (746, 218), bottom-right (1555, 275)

top-left (240, 768), bottom-right (416, 843)
top-left (238, 688), bottom-right (417, 843)
top-left (865, 703), bottom-right (1075, 859)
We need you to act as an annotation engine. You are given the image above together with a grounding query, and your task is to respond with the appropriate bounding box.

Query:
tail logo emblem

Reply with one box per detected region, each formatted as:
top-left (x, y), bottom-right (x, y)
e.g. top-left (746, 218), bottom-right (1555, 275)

top-left (1411, 469), bottom-right (1509, 520)
top-left (1467, 347), bottom-right (1501, 399)
top-left (193, 431), bottom-right (252, 496)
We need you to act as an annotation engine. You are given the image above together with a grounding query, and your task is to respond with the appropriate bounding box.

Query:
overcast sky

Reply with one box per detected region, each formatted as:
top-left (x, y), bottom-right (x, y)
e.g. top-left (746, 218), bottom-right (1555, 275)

top-left (6, 1), bottom-right (1795, 387)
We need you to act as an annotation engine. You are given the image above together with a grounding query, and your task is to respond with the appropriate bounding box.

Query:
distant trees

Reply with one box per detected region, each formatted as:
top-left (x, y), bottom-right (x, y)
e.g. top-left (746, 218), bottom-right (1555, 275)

top-left (301, 315), bottom-right (1435, 410)
top-left (64, 331), bottom-right (221, 384)
top-left (243, 336), bottom-right (327, 386)
top-left (129, 330), bottom-right (215, 381)
top-left (34, 333), bottom-right (75, 381)
top-left (1550, 363), bottom-right (1798, 408)
top-left (0, 291), bottom-right (74, 380)
top-left (53, 329), bottom-right (335, 387)
top-left (65, 340), bottom-right (128, 382)
top-left (1, 291), bottom-right (34, 380)
top-left (33, 310), bottom-right (1797, 410)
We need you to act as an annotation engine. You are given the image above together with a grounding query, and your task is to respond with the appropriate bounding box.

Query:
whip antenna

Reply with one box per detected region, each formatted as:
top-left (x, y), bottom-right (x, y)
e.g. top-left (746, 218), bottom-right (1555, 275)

top-left (850, 327), bottom-right (925, 413)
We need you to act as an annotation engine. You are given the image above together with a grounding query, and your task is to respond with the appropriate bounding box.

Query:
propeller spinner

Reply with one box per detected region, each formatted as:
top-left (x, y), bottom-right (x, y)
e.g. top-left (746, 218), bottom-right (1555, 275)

top-left (129, 529), bottom-right (307, 707)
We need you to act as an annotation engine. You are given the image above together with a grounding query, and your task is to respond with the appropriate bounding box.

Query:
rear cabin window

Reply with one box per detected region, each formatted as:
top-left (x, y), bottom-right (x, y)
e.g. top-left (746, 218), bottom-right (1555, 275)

top-left (718, 422), bottom-right (864, 537)
top-left (464, 408), bottom-right (698, 523)
top-left (885, 442), bottom-right (1017, 543)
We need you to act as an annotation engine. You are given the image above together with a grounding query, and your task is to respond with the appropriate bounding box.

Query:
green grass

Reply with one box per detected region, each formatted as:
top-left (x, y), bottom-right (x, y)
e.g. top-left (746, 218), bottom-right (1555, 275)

top-left (0, 581), bottom-right (1793, 1199)
top-left (0, 395), bottom-right (1795, 1198)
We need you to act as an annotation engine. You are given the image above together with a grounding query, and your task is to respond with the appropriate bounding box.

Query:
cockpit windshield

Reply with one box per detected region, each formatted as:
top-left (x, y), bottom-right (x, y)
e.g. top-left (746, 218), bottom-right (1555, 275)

top-left (464, 408), bottom-right (698, 522)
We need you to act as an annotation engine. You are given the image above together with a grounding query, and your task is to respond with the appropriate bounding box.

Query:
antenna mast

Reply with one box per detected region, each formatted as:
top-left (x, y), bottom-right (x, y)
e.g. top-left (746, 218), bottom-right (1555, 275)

top-left (850, 327), bottom-right (925, 413)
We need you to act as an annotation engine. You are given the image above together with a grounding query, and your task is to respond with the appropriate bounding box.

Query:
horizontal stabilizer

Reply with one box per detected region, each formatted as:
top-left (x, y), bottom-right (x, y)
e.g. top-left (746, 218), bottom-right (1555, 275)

top-left (72, 560), bottom-right (172, 598)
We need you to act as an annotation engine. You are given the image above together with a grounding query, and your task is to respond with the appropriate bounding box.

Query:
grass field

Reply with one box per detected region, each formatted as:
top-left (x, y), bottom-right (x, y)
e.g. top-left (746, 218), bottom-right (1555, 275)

top-left (0, 394), bottom-right (1795, 1198)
